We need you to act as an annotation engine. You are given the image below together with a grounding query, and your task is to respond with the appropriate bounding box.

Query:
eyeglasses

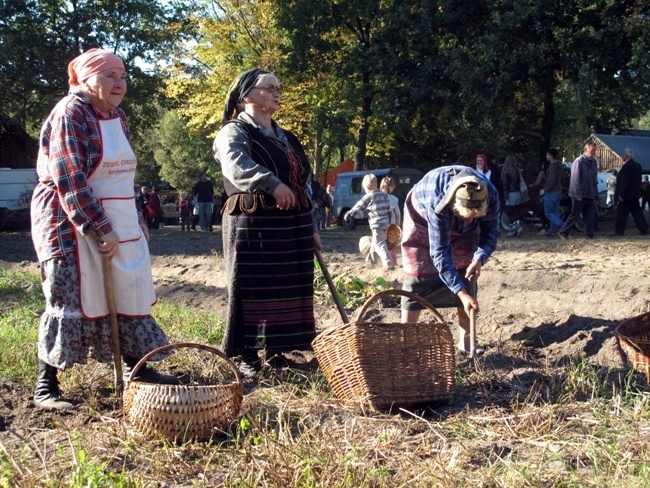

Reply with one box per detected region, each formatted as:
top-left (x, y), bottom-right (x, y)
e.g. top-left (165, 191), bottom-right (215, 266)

top-left (252, 84), bottom-right (283, 94)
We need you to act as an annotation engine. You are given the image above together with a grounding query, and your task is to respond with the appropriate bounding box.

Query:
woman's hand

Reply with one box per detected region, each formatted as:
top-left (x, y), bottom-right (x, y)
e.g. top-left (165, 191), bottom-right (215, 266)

top-left (313, 232), bottom-right (322, 251)
top-left (457, 289), bottom-right (479, 314)
top-left (465, 260), bottom-right (483, 281)
top-left (96, 230), bottom-right (120, 259)
top-left (272, 183), bottom-right (296, 210)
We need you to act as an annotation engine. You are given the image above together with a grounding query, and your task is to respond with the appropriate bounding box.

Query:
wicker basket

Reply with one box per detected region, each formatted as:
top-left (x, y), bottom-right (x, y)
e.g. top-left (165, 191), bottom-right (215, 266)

top-left (359, 235), bottom-right (372, 256)
top-left (123, 343), bottom-right (243, 442)
top-left (615, 312), bottom-right (650, 379)
top-left (386, 224), bottom-right (402, 251)
top-left (312, 289), bottom-right (455, 410)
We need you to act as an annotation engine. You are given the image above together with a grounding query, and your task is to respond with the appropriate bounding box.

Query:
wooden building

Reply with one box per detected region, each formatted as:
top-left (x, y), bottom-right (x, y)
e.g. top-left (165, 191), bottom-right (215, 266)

top-left (590, 131), bottom-right (650, 173)
top-left (0, 113), bottom-right (38, 169)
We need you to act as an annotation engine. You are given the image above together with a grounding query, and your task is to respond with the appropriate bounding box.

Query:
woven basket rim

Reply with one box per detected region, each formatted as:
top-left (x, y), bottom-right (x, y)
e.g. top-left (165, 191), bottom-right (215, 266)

top-left (312, 289), bottom-right (447, 344)
top-left (125, 342), bottom-right (242, 389)
top-left (126, 382), bottom-right (240, 390)
top-left (614, 312), bottom-right (650, 343)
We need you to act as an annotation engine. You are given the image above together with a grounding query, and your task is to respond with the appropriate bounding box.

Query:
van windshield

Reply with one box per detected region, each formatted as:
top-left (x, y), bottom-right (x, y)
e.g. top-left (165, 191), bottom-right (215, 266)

top-left (350, 177), bottom-right (365, 194)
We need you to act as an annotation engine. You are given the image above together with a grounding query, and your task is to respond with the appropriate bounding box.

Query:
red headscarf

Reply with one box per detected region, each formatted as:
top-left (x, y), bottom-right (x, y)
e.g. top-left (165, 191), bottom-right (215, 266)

top-left (476, 153), bottom-right (489, 174)
top-left (68, 49), bottom-right (125, 86)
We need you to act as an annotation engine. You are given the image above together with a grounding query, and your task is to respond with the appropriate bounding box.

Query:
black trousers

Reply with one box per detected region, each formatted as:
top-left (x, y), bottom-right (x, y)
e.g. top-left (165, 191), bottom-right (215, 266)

top-left (559, 197), bottom-right (596, 238)
top-left (615, 199), bottom-right (649, 235)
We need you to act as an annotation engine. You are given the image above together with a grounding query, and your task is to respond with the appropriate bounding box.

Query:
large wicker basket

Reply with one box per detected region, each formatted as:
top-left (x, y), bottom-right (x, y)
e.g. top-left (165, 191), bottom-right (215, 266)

top-left (123, 343), bottom-right (243, 442)
top-left (615, 312), bottom-right (650, 379)
top-left (312, 289), bottom-right (455, 410)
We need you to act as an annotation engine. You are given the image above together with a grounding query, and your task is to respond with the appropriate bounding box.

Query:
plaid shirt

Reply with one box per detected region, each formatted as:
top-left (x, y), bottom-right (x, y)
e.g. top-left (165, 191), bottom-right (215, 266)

top-left (404, 166), bottom-right (500, 294)
top-left (346, 190), bottom-right (391, 229)
top-left (31, 91), bottom-right (138, 262)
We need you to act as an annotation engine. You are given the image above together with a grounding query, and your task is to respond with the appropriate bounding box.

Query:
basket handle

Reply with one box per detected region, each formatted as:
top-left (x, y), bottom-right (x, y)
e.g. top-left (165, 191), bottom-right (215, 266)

top-left (127, 342), bottom-right (241, 384)
top-left (355, 289), bottom-right (446, 323)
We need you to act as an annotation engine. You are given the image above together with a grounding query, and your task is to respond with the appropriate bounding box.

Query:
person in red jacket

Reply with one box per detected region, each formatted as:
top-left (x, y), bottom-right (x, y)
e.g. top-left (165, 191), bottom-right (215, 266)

top-left (146, 186), bottom-right (164, 229)
top-left (179, 194), bottom-right (193, 231)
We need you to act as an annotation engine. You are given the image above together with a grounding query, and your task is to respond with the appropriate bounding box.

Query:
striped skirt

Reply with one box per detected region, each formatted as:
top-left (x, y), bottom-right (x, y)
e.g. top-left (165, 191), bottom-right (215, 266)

top-left (221, 197), bottom-right (316, 357)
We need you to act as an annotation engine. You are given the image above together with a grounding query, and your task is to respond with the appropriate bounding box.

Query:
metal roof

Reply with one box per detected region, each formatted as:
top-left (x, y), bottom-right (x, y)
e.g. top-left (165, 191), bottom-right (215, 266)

top-left (594, 133), bottom-right (650, 172)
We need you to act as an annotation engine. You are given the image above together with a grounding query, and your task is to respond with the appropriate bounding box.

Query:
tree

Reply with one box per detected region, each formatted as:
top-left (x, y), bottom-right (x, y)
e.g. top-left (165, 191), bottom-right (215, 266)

top-left (429, 0), bottom-right (650, 166)
top-left (276, 0), bottom-right (395, 170)
top-left (0, 0), bottom-right (196, 137)
top-left (163, 0), bottom-right (650, 178)
top-left (152, 110), bottom-right (217, 193)
top-left (165, 0), bottom-right (353, 180)
top-left (166, 0), bottom-right (287, 135)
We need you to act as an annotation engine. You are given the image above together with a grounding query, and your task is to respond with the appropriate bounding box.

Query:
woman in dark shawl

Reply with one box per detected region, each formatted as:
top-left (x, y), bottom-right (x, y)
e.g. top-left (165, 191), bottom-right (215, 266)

top-left (213, 69), bottom-right (321, 377)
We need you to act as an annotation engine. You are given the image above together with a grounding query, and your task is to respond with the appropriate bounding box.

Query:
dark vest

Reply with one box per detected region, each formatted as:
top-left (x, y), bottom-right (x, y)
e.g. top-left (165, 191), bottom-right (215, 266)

top-left (227, 120), bottom-right (310, 190)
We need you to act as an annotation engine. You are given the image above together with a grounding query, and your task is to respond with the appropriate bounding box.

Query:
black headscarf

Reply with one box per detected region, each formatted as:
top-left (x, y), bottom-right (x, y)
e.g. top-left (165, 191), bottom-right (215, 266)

top-left (221, 68), bottom-right (272, 126)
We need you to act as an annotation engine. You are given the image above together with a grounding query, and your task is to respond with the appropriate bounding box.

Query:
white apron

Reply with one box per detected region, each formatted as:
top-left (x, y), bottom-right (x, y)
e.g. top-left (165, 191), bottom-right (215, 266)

top-left (75, 117), bottom-right (156, 319)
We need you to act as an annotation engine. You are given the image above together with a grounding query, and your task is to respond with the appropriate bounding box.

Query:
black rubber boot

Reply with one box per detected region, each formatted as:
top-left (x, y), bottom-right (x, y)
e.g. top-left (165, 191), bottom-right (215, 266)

top-left (33, 360), bottom-right (74, 410)
top-left (238, 349), bottom-right (261, 379)
top-left (123, 355), bottom-right (180, 384)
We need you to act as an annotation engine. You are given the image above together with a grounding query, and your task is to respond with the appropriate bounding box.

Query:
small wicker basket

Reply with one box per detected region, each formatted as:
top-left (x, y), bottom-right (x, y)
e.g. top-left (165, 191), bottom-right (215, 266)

top-left (123, 343), bottom-right (243, 442)
top-left (386, 224), bottom-right (402, 251)
top-left (359, 235), bottom-right (372, 256)
top-left (312, 289), bottom-right (455, 410)
top-left (614, 312), bottom-right (650, 379)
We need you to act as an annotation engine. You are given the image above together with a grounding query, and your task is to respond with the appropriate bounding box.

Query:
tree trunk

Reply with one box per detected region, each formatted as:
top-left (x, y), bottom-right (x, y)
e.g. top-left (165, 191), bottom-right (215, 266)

top-left (313, 126), bottom-right (323, 181)
top-left (540, 83), bottom-right (556, 161)
top-left (353, 94), bottom-right (373, 171)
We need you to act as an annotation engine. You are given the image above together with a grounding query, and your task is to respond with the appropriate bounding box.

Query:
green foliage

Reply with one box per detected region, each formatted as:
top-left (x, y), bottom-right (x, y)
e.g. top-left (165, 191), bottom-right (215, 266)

top-left (152, 109), bottom-right (219, 193)
top-left (313, 262), bottom-right (394, 310)
top-left (151, 300), bottom-right (225, 346)
top-left (0, 0), bottom-right (196, 137)
top-left (276, 0), bottom-right (650, 171)
top-left (0, 269), bottom-right (41, 382)
top-left (0, 448), bottom-right (15, 488)
top-left (70, 448), bottom-right (135, 488)
top-left (4, 0), bottom-right (650, 182)
top-left (166, 0), bottom-right (286, 135)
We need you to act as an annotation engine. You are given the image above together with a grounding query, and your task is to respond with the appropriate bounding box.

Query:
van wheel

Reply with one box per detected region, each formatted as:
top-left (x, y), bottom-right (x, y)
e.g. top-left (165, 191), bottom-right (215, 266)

top-left (340, 213), bottom-right (356, 230)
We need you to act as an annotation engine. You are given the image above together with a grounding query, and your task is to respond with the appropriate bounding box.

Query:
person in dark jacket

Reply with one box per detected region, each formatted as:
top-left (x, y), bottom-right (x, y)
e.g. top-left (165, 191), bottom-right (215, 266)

top-left (558, 142), bottom-right (598, 240)
top-left (640, 175), bottom-right (650, 211)
top-left (192, 173), bottom-right (215, 232)
top-left (613, 148), bottom-right (649, 236)
top-left (542, 149), bottom-right (565, 237)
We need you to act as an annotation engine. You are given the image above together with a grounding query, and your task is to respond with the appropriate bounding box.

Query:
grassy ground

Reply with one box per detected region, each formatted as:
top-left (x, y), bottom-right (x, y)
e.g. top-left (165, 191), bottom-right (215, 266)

top-left (2, 267), bottom-right (650, 487)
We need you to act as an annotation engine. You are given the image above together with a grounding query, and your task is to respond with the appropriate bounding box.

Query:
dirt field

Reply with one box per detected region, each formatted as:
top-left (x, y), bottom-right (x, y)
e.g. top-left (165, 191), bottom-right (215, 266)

top-left (1, 214), bottom-right (650, 483)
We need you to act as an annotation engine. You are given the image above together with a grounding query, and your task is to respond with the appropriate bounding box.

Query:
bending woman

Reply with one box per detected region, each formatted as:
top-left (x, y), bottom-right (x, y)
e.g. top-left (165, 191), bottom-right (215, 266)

top-left (213, 68), bottom-right (321, 377)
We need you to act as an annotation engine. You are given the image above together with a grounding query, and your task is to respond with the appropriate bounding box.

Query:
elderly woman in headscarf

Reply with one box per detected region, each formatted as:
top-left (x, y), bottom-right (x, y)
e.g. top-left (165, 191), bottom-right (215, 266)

top-left (399, 166), bottom-right (500, 356)
top-left (213, 68), bottom-right (321, 378)
top-left (30, 49), bottom-right (176, 410)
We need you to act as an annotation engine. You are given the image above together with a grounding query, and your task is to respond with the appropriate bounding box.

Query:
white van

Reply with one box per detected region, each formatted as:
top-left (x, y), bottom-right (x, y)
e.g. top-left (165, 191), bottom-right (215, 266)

top-left (0, 168), bottom-right (37, 210)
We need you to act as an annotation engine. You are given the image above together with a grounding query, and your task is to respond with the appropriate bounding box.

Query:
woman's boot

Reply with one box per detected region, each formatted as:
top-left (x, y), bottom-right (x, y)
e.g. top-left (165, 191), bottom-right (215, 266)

top-left (122, 355), bottom-right (180, 384)
top-left (33, 360), bottom-right (74, 410)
